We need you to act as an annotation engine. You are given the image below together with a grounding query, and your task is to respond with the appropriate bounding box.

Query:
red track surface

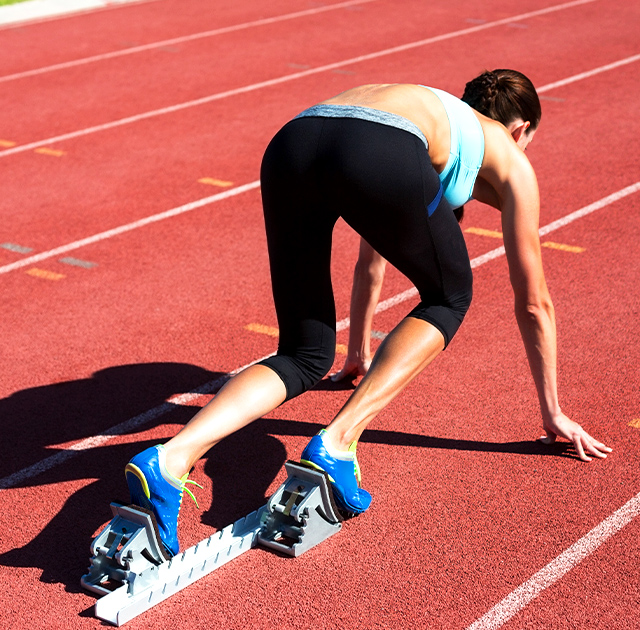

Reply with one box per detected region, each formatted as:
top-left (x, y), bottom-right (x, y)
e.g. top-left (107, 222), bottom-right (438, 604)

top-left (1, 0), bottom-right (639, 628)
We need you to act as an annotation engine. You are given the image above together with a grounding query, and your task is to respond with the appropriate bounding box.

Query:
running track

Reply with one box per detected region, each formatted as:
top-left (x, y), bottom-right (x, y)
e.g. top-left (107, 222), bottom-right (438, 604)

top-left (1, 0), bottom-right (639, 628)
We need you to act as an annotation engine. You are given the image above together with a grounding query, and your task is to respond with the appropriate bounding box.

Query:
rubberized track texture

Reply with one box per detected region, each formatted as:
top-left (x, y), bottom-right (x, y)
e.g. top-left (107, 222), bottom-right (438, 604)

top-left (1, 0), bottom-right (639, 628)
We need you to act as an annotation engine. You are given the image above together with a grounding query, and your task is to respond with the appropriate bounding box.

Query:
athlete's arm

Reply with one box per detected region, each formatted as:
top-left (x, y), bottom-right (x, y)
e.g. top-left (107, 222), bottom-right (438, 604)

top-left (484, 133), bottom-right (611, 460)
top-left (332, 238), bottom-right (387, 382)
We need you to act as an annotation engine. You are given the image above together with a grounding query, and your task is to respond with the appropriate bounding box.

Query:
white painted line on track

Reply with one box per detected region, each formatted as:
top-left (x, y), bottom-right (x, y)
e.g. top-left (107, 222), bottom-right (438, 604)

top-left (0, 0), bottom-right (598, 159)
top-left (0, 0), bottom-right (378, 83)
top-left (537, 52), bottom-right (640, 93)
top-left (0, 54), bottom-right (635, 278)
top-left (0, 181), bottom-right (260, 275)
top-left (466, 492), bottom-right (640, 629)
top-left (1, 180), bottom-right (638, 490)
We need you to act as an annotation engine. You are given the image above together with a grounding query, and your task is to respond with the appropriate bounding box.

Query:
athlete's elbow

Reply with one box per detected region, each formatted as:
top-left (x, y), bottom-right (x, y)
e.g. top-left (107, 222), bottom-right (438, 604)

top-left (514, 294), bottom-right (554, 325)
top-left (354, 256), bottom-right (386, 284)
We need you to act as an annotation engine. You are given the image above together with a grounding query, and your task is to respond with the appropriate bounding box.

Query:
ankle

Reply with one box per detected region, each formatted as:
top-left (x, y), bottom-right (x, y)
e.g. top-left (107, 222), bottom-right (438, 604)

top-left (321, 428), bottom-right (355, 454)
top-left (162, 445), bottom-right (191, 480)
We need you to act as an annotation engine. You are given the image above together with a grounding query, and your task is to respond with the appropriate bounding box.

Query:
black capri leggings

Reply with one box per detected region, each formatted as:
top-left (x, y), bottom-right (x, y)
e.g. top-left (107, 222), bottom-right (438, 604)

top-left (259, 115), bottom-right (473, 400)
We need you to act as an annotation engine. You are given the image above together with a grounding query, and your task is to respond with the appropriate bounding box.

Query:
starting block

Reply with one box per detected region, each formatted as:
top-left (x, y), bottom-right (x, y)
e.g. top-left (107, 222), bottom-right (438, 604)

top-left (82, 461), bottom-right (343, 626)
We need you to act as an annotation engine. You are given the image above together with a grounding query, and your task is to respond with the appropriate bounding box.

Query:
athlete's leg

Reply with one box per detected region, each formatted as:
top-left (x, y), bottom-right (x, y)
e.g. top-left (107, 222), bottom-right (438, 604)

top-left (163, 365), bottom-right (287, 478)
top-left (125, 117), bottom-right (341, 551)
top-left (300, 119), bottom-right (472, 508)
top-left (325, 168), bottom-right (472, 450)
top-left (324, 318), bottom-right (444, 451)
top-left (162, 116), bottom-right (339, 478)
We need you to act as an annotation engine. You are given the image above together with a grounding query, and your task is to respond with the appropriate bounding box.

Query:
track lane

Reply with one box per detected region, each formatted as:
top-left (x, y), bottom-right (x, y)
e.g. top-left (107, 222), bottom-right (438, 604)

top-left (1, 1), bottom-right (639, 627)
top-left (0, 0), bottom-right (467, 142)
top-left (0, 0), bottom-right (345, 69)
top-left (0, 0), bottom-right (379, 83)
top-left (0, 0), bottom-right (609, 148)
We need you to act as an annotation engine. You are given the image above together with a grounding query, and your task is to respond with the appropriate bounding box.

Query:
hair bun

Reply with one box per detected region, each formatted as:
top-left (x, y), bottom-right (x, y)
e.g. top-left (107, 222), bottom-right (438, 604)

top-left (461, 68), bottom-right (541, 129)
top-left (480, 70), bottom-right (499, 103)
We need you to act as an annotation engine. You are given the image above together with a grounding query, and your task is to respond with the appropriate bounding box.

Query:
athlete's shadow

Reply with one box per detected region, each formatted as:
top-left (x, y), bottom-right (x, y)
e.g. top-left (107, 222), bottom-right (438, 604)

top-left (0, 359), bottom-right (302, 593)
top-left (0, 362), bottom-right (229, 591)
top-left (0, 431), bottom-right (291, 592)
top-left (0, 364), bottom-right (572, 594)
top-left (0, 362), bottom-right (225, 481)
top-left (201, 417), bottom-right (572, 530)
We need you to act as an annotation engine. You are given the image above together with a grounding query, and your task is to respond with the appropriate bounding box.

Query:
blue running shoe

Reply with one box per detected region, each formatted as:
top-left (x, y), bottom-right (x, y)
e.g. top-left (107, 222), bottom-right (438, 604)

top-left (300, 430), bottom-right (372, 514)
top-left (125, 445), bottom-right (201, 558)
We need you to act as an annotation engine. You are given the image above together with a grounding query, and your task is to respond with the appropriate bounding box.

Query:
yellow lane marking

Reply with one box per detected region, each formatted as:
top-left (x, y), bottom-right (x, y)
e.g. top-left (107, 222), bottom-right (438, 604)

top-left (0, 140), bottom-right (17, 148)
top-left (34, 147), bottom-right (66, 157)
top-left (246, 323), bottom-right (279, 337)
top-left (466, 227), bottom-right (585, 253)
top-left (628, 418), bottom-right (640, 429)
top-left (245, 323), bottom-right (347, 354)
top-left (541, 241), bottom-right (586, 253)
top-left (465, 227), bottom-right (503, 238)
top-left (198, 178), bottom-right (233, 187)
top-left (26, 268), bottom-right (65, 280)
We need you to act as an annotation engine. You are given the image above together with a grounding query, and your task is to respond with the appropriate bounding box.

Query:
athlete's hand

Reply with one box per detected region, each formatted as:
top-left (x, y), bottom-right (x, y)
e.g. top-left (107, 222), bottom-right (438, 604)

top-left (330, 356), bottom-right (371, 382)
top-left (539, 412), bottom-right (612, 462)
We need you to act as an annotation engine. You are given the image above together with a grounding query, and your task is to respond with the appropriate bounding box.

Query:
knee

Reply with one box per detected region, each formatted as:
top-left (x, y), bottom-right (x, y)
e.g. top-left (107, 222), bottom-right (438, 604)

top-left (408, 285), bottom-right (473, 348)
top-left (452, 282), bottom-right (473, 320)
top-left (289, 342), bottom-right (336, 394)
top-left (259, 322), bottom-right (336, 400)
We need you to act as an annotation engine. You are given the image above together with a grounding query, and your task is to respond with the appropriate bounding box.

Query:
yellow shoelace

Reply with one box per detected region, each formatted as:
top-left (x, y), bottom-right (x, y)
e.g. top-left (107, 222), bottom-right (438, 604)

top-left (178, 476), bottom-right (203, 509)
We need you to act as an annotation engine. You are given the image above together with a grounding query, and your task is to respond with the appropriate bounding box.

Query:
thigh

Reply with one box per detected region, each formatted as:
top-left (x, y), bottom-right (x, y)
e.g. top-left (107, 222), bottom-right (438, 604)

top-left (260, 118), bottom-right (340, 335)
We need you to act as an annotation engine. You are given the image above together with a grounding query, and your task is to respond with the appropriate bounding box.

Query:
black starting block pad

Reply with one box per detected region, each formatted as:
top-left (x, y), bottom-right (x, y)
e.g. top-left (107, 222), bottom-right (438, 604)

top-left (81, 461), bottom-right (343, 626)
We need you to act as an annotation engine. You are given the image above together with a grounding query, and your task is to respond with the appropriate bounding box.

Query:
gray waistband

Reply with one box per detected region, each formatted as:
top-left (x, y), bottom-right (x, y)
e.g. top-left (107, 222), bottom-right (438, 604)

top-left (295, 104), bottom-right (428, 149)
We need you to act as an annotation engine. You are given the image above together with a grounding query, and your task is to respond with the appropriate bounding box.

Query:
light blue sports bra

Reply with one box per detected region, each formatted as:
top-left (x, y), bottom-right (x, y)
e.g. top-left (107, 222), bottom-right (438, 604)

top-left (422, 86), bottom-right (485, 209)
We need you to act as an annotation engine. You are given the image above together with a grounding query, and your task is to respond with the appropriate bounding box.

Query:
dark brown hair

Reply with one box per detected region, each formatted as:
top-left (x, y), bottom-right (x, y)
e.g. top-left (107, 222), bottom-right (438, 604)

top-left (462, 69), bottom-right (542, 130)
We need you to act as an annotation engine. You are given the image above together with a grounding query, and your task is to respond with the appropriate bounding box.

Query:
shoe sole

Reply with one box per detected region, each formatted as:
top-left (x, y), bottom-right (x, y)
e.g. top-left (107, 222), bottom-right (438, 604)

top-left (125, 463), bottom-right (152, 504)
top-left (125, 463), bottom-right (176, 559)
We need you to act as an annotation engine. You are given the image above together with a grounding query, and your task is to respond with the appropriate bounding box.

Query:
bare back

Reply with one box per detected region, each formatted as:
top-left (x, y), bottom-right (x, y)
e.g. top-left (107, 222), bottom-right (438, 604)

top-left (322, 84), bottom-right (453, 173)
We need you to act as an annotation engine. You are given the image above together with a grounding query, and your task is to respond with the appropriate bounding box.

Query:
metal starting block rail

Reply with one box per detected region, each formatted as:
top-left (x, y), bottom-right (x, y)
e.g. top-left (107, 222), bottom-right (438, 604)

top-left (81, 461), bottom-right (343, 626)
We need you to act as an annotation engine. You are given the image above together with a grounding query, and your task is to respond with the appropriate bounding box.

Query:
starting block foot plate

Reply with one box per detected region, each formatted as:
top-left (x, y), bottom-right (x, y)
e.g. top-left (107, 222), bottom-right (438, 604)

top-left (257, 461), bottom-right (343, 557)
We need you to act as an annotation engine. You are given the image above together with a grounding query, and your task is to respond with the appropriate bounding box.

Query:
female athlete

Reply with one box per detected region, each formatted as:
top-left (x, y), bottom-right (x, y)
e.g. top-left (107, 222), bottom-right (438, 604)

top-left (124, 70), bottom-right (611, 558)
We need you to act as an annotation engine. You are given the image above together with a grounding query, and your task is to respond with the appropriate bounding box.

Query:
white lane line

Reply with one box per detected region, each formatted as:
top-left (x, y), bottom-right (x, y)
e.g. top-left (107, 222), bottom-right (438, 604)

top-left (1, 181), bottom-right (638, 490)
top-left (0, 0), bottom-right (378, 83)
top-left (537, 53), bottom-right (640, 93)
top-left (0, 0), bottom-right (598, 159)
top-left (0, 181), bottom-right (260, 275)
top-left (538, 183), bottom-right (640, 235)
top-left (466, 492), bottom-right (640, 630)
